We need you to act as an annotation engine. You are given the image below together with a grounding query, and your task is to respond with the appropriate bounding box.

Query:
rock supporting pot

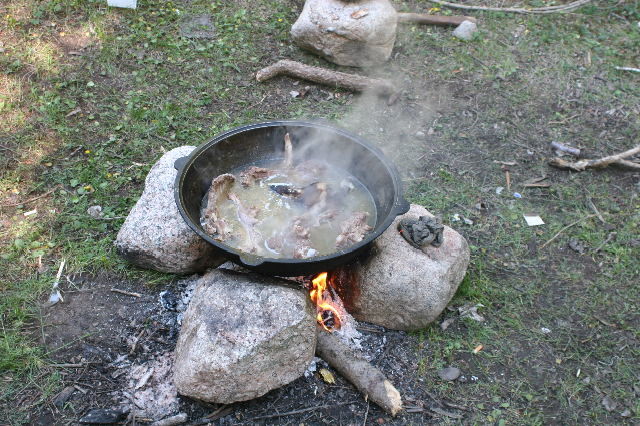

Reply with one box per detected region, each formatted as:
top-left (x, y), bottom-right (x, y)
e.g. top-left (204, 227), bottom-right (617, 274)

top-left (115, 146), bottom-right (225, 274)
top-left (330, 204), bottom-right (470, 331)
top-left (173, 269), bottom-right (316, 404)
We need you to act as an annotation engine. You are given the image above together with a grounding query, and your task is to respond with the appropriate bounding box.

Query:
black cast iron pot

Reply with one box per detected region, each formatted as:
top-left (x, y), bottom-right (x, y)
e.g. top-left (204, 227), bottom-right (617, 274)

top-left (174, 120), bottom-right (409, 276)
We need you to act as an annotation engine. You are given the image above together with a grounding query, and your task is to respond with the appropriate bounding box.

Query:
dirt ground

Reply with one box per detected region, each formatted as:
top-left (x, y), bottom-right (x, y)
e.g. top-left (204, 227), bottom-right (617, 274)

top-left (1, 0), bottom-right (639, 424)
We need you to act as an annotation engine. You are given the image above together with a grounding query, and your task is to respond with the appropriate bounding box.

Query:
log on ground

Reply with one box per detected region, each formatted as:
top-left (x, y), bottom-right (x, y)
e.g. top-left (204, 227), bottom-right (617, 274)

top-left (256, 60), bottom-right (397, 97)
top-left (316, 328), bottom-right (403, 416)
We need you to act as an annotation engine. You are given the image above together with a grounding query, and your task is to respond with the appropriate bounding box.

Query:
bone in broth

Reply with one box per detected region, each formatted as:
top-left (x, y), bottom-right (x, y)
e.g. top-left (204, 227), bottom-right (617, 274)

top-left (199, 153), bottom-right (377, 259)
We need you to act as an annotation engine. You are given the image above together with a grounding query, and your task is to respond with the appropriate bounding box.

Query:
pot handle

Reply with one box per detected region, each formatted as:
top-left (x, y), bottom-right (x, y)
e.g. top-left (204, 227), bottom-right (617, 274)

top-left (394, 197), bottom-right (410, 216)
top-left (173, 156), bottom-right (188, 172)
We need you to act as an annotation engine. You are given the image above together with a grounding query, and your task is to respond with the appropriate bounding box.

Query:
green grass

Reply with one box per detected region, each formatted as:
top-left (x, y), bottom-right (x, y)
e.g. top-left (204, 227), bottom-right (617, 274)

top-left (1, 0), bottom-right (639, 422)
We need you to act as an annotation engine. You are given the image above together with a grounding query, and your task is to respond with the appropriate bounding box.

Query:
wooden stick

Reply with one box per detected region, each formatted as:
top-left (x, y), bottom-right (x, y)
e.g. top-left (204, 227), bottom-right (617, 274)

top-left (549, 145), bottom-right (640, 171)
top-left (110, 288), bottom-right (142, 298)
top-left (316, 328), bottom-right (402, 416)
top-left (615, 66), bottom-right (640, 73)
top-left (540, 215), bottom-right (596, 249)
top-left (396, 13), bottom-right (476, 26)
top-left (430, 0), bottom-right (591, 14)
top-left (256, 60), bottom-right (397, 97)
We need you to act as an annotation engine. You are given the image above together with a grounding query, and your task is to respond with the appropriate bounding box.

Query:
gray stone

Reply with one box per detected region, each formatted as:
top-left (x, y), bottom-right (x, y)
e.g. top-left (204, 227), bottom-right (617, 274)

top-left (173, 269), bottom-right (316, 404)
top-left (115, 146), bottom-right (225, 274)
top-left (332, 204), bottom-right (470, 331)
top-left (291, 0), bottom-right (398, 67)
top-left (438, 366), bottom-right (461, 381)
top-left (452, 20), bottom-right (478, 41)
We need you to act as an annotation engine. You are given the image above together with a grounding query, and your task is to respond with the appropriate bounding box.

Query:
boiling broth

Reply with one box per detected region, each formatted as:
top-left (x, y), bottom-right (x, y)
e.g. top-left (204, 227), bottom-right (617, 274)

top-left (200, 159), bottom-right (376, 259)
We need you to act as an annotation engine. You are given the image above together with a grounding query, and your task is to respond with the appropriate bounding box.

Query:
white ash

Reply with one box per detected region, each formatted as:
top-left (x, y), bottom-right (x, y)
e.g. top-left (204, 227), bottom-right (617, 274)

top-left (325, 288), bottom-right (363, 351)
top-left (124, 352), bottom-right (179, 420)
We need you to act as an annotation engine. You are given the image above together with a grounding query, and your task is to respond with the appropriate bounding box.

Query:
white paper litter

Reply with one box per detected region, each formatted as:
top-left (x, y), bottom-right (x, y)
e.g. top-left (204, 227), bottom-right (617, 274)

top-left (107, 0), bottom-right (137, 9)
top-left (523, 214), bottom-right (545, 226)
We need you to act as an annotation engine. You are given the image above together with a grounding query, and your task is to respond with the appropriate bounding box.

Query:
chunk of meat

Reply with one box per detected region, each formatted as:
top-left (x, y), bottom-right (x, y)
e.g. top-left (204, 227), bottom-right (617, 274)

top-left (229, 192), bottom-right (261, 254)
top-left (335, 211), bottom-right (373, 248)
top-left (239, 166), bottom-right (275, 187)
top-left (201, 174), bottom-right (236, 240)
top-left (265, 217), bottom-right (317, 259)
top-left (292, 160), bottom-right (327, 186)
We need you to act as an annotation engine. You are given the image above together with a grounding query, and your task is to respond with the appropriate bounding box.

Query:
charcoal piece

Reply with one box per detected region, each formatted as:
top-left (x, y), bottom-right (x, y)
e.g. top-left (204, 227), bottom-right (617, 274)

top-left (159, 290), bottom-right (178, 311)
top-left (397, 215), bottom-right (444, 249)
top-left (79, 408), bottom-right (128, 424)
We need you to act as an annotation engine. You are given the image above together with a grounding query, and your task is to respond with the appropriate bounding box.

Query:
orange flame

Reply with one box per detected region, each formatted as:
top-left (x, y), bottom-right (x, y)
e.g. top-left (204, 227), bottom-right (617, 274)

top-left (310, 272), bottom-right (342, 332)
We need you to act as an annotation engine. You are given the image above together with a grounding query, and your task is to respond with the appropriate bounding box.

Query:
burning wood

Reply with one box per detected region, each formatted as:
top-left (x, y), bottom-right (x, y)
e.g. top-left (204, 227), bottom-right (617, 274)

top-left (310, 272), bottom-right (342, 331)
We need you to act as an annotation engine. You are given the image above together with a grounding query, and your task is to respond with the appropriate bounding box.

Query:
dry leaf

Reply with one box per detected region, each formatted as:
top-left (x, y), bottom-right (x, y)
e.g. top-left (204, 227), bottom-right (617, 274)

top-left (319, 368), bottom-right (335, 384)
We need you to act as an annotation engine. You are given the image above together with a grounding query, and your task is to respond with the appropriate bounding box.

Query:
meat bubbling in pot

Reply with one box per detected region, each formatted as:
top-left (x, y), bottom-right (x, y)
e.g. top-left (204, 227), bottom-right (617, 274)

top-left (199, 134), bottom-right (376, 259)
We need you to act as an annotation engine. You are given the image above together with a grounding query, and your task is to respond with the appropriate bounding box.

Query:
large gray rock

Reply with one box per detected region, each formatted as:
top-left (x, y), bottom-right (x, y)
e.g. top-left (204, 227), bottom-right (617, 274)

top-left (115, 146), bottom-right (224, 274)
top-left (291, 0), bottom-right (398, 67)
top-left (332, 204), bottom-right (470, 331)
top-left (173, 269), bottom-right (316, 404)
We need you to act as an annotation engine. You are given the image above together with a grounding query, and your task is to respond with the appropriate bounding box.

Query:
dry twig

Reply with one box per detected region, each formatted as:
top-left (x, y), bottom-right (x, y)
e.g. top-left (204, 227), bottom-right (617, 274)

top-left (540, 215), bottom-right (596, 249)
top-left (256, 60), bottom-right (397, 97)
top-left (614, 66), bottom-right (640, 73)
top-left (430, 0), bottom-right (592, 14)
top-left (549, 145), bottom-right (640, 171)
top-left (397, 13), bottom-right (476, 26)
top-left (110, 288), bottom-right (142, 298)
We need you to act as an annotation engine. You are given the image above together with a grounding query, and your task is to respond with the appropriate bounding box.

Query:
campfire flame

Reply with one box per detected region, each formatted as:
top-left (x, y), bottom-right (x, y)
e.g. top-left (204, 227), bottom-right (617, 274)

top-left (310, 272), bottom-right (342, 332)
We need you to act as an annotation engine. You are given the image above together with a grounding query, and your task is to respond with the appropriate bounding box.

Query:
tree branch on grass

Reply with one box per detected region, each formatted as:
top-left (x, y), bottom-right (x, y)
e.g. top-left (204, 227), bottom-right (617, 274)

top-left (549, 145), bottom-right (640, 171)
top-left (429, 0), bottom-right (592, 14)
top-left (397, 13), bottom-right (476, 26)
top-left (256, 60), bottom-right (397, 97)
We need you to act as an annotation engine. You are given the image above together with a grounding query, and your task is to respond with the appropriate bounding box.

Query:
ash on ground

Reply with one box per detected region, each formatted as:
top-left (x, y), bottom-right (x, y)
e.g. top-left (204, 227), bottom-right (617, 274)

top-left (36, 271), bottom-right (460, 425)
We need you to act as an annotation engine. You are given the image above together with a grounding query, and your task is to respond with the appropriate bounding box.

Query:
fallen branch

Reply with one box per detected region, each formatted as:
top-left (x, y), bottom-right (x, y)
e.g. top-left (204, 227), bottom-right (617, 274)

top-left (256, 60), bottom-right (397, 97)
top-left (549, 145), bottom-right (640, 171)
top-left (397, 13), bottom-right (476, 26)
top-left (316, 328), bottom-right (402, 416)
top-left (615, 66), bottom-right (640, 73)
top-left (550, 141), bottom-right (580, 157)
top-left (430, 0), bottom-right (592, 14)
top-left (540, 214), bottom-right (596, 250)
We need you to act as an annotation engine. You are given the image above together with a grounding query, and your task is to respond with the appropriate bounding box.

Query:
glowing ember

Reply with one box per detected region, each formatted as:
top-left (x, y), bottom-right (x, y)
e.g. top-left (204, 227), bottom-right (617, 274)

top-left (310, 272), bottom-right (342, 332)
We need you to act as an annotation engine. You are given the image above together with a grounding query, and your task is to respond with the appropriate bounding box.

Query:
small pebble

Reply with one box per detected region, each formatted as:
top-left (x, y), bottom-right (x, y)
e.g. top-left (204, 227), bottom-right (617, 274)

top-left (437, 366), bottom-right (461, 381)
top-left (87, 205), bottom-right (103, 218)
top-left (452, 20), bottom-right (478, 41)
